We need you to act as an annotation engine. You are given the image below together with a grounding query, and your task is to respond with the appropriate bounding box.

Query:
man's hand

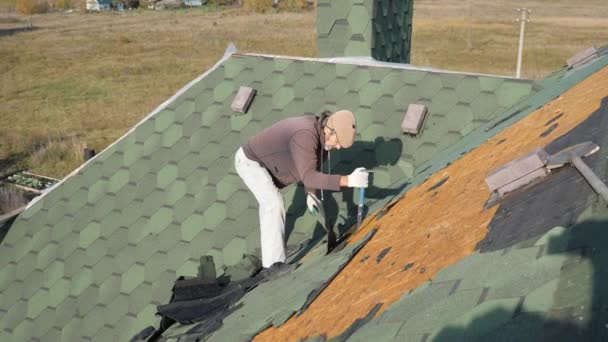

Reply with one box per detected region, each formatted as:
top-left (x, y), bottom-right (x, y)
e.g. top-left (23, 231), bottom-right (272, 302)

top-left (307, 193), bottom-right (319, 214)
top-left (347, 167), bottom-right (369, 188)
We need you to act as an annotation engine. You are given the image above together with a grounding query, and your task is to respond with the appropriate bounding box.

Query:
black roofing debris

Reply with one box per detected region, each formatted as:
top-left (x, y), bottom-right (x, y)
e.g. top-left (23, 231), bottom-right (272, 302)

top-left (130, 326), bottom-right (155, 342)
top-left (427, 176), bottom-right (449, 192)
top-left (540, 123), bottom-right (559, 137)
top-left (376, 247), bottom-right (392, 263)
top-left (486, 105), bottom-right (532, 131)
top-left (375, 207), bottom-right (389, 220)
top-left (476, 287), bottom-right (490, 305)
top-left (402, 262), bottom-right (414, 272)
top-left (330, 303), bottom-right (384, 342)
top-left (546, 112), bottom-right (564, 126)
top-left (448, 279), bottom-right (461, 296)
top-left (143, 254), bottom-right (268, 341)
top-left (375, 190), bottom-right (408, 221)
top-left (298, 229), bottom-right (377, 315)
top-left (477, 97), bottom-right (608, 253)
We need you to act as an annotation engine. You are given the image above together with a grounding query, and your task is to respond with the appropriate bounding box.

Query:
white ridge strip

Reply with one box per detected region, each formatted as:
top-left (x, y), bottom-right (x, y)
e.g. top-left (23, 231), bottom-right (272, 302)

top-left (242, 52), bottom-right (528, 80)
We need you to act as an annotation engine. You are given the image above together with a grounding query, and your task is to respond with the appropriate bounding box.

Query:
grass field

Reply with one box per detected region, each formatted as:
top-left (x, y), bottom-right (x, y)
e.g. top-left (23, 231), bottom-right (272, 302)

top-left (1, 0), bottom-right (607, 178)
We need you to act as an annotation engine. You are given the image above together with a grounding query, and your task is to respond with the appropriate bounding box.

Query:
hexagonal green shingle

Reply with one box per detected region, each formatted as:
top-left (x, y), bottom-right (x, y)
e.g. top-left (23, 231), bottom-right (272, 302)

top-left (154, 109), bottom-right (175, 133)
top-left (470, 92), bottom-right (499, 120)
top-left (103, 294), bottom-right (130, 326)
top-left (82, 305), bottom-right (106, 338)
top-left (36, 242), bottom-right (59, 270)
top-left (417, 73), bottom-right (443, 99)
top-left (204, 202), bottom-right (227, 230)
top-left (157, 163), bottom-right (178, 189)
top-left (496, 81), bottom-right (534, 108)
top-left (43, 260), bottom-right (64, 289)
top-left (108, 169), bottom-right (130, 194)
top-left (143, 133), bottom-right (162, 156)
top-left (22, 269), bottom-right (43, 300)
top-left (12, 319), bottom-right (35, 342)
top-left (432, 88), bottom-right (459, 115)
top-left (455, 76), bottom-right (481, 103)
top-left (272, 87), bottom-right (295, 110)
top-left (70, 268), bottom-right (94, 297)
top-left (121, 264), bottom-right (145, 294)
top-left (76, 286), bottom-right (99, 318)
top-left (181, 213), bottom-right (206, 242)
top-left (161, 123), bottom-right (183, 148)
top-left (98, 274), bottom-right (121, 304)
top-left (230, 113), bottom-right (252, 132)
top-left (216, 175), bottom-right (241, 202)
top-left (87, 179), bottom-right (108, 204)
top-left (348, 4), bottom-right (370, 34)
top-left (478, 76), bottom-right (504, 92)
top-left (79, 221), bottom-right (101, 249)
top-left (359, 82), bottom-right (384, 106)
top-left (222, 58), bottom-right (246, 79)
top-left (213, 81), bottom-right (236, 103)
top-left (225, 190), bottom-right (253, 218)
top-left (49, 277), bottom-right (70, 308)
top-left (176, 259), bottom-right (200, 277)
top-left (222, 237), bottom-right (247, 266)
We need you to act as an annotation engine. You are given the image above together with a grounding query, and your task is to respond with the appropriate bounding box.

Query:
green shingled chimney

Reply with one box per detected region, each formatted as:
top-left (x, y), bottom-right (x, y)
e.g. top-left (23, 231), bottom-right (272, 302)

top-left (317, 0), bottom-right (413, 63)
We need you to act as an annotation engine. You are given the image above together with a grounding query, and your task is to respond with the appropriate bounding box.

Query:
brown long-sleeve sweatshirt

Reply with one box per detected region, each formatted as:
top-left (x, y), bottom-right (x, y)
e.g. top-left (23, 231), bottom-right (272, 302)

top-left (241, 115), bottom-right (341, 192)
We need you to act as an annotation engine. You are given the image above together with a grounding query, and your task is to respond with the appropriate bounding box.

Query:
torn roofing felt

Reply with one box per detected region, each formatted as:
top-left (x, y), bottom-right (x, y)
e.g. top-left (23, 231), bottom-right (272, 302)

top-left (478, 95), bottom-right (608, 252)
top-left (156, 229), bottom-right (375, 342)
top-left (252, 63), bottom-right (608, 340)
top-left (345, 217), bottom-right (608, 342)
top-left (0, 50), bottom-right (538, 340)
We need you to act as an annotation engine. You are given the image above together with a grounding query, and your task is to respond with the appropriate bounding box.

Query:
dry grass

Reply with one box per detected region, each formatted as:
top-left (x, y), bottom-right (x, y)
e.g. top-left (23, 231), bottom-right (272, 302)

top-left (0, 186), bottom-right (28, 214)
top-left (0, 0), bottom-right (607, 177)
top-left (26, 134), bottom-right (86, 178)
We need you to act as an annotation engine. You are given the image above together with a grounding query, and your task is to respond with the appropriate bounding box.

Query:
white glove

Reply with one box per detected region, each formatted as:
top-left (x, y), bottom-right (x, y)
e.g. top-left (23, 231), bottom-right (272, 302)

top-left (347, 167), bottom-right (369, 188)
top-left (307, 193), bottom-right (319, 214)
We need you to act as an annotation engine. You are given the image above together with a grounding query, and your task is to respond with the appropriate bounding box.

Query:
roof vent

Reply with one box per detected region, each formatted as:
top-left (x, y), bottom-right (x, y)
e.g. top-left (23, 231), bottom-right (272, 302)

top-left (485, 148), bottom-right (549, 196)
top-left (401, 104), bottom-right (428, 135)
top-left (567, 46), bottom-right (598, 68)
top-left (231, 86), bottom-right (256, 113)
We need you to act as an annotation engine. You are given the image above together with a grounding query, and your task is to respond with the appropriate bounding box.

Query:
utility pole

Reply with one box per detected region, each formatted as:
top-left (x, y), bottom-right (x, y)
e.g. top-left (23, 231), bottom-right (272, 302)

top-left (466, 0), bottom-right (473, 50)
top-left (515, 8), bottom-right (531, 78)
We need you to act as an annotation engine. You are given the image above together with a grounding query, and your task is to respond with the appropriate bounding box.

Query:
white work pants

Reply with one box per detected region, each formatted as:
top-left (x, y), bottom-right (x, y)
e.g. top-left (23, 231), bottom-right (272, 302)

top-left (234, 147), bottom-right (286, 268)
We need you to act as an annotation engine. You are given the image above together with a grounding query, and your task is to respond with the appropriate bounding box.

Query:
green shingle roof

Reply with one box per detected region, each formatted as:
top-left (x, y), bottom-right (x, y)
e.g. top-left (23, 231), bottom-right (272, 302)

top-left (0, 52), bottom-right (537, 340)
top-left (346, 217), bottom-right (608, 341)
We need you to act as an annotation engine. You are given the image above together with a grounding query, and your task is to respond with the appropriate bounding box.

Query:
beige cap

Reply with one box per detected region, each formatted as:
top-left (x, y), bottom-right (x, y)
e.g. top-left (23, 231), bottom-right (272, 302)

top-left (326, 110), bottom-right (357, 148)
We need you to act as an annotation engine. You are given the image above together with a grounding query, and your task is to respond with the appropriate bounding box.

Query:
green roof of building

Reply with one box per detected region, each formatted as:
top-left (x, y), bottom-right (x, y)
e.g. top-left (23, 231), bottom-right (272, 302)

top-left (0, 49), bottom-right (539, 340)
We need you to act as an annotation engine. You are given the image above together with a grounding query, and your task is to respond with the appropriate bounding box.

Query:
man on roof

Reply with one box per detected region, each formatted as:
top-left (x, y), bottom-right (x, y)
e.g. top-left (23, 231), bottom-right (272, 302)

top-left (235, 110), bottom-right (369, 274)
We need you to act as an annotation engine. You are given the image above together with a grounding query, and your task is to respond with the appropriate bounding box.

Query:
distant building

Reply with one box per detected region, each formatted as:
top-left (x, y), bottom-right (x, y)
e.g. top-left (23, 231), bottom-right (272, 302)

top-left (183, 0), bottom-right (202, 6)
top-left (86, 0), bottom-right (111, 11)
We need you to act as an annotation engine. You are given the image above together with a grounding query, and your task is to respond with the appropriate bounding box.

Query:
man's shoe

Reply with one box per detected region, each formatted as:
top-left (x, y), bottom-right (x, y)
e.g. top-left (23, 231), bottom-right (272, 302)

top-left (258, 262), bottom-right (297, 281)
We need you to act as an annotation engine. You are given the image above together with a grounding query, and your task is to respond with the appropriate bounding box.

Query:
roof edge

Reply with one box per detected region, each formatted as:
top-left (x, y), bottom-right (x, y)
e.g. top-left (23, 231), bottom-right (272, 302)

top-left (238, 52), bottom-right (533, 81)
top-left (24, 44), bottom-right (239, 211)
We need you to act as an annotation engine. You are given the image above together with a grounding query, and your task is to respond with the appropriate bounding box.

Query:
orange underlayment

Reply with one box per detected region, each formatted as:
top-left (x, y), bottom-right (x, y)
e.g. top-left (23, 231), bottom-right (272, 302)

top-left (255, 66), bottom-right (608, 341)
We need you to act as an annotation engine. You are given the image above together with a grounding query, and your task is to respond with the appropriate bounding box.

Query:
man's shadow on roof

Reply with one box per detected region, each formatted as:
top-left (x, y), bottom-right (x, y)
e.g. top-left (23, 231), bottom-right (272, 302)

top-left (433, 219), bottom-right (608, 341)
top-left (285, 137), bottom-right (407, 247)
